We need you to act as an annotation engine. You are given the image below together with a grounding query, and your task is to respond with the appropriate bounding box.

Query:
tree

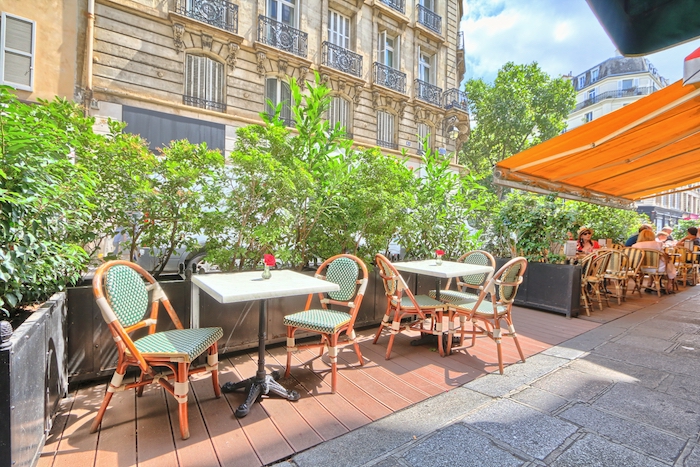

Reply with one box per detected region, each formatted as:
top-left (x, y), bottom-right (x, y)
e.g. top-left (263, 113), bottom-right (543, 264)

top-left (460, 62), bottom-right (575, 178)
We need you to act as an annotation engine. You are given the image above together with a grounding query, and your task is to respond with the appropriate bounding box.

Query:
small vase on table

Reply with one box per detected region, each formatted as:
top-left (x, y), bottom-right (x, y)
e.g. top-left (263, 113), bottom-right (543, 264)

top-left (262, 254), bottom-right (275, 280)
top-left (435, 249), bottom-right (444, 266)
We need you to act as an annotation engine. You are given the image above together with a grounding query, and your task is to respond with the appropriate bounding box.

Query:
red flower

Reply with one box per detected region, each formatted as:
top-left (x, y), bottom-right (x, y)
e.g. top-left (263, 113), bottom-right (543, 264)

top-left (435, 249), bottom-right (445, 256)
top-left (263, 254), bottom-right (276, 267)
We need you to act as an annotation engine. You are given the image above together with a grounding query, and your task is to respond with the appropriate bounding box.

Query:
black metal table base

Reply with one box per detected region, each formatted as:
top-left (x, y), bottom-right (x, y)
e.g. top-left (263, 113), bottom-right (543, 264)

top-left (410, 333), bottom-right (461, 348)
top-left (221, 370), bottom-right (300, 418)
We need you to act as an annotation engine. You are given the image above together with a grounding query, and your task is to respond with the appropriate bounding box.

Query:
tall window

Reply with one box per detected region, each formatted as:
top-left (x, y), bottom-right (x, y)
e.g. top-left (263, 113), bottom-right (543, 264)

top-left (417, 122), bottom-right (432, 155)
top-left (0, 13), bottom-right (35, 91)
top-left (587, 88), bottom-right (596, 101)
top-left (577, 75), bottom-right (585, 89)
top-left (420, 0), bottom-right (435, 10)
top-left (619, 78), bottom-right (638, 93)
top-left (184, 54), bottom-right (225, 111)
top-left (265, 77), bottom-right (293, 126)
top-left (377, 110), bottom-right (396, 149)
top-left (328, 10), bottom-right (350, 49)
top-left (591, 67), bottom-right (599, 82)
top-left (418, 48), bottom-right (436, 84)
top-left (584, 111), bottom-right (593, 123)
top-left (379, 31), bottom-right (400, 69)
top-left (267, 0), bottom-right (296, 27)
top-left (329, 95), bottom-right (351, 136)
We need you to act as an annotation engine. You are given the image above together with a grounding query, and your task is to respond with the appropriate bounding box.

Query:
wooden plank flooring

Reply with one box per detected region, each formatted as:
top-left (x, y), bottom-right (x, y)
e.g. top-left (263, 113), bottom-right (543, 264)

top-left (38, 306), bottom-right (602, 467)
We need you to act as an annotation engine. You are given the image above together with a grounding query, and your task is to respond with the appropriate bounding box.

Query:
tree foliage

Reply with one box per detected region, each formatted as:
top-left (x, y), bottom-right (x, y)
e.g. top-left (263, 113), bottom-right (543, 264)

top-left (460, 62), bottom-right (575, 178)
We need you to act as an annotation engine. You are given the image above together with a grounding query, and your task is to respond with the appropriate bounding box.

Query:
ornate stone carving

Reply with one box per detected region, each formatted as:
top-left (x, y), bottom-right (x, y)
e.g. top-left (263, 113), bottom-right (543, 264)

top-left (338, 80), bottom-right (346, 92)
top-left (201, 33), bottom-right (213, 51)
top-left (352, 85), bottom-right (362, 104)
top-left (256, 51), bottom-right (267, 75)
top-left (226, 42), bottom-right (239, 71)
top-left (320, 73), bottom-right (330, 85)
top-left (397, 101), bottom-right (407, 119)
top-left (278, 59), bottom-right (288, 75)
top-left (298, 66), bottom-right (309, 91)
top-left (372, 91), bottom-right (380, 109)
top-left (172, 23), bottom-right (185, 52)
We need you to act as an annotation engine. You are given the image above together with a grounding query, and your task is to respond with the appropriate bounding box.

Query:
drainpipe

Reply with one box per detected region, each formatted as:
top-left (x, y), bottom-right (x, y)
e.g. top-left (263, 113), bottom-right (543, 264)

top-left (84, 0), bottom-right (95, 114)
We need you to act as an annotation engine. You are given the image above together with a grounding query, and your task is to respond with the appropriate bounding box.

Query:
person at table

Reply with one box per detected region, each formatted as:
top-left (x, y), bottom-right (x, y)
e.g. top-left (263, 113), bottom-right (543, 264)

top-left (632, 229), bottom-right (677, 293)
top-left (576, 227), bottom-right (600, 254)
top-left (625, 224), bottom-right (653, 247)
top-left (661, 226), bottom-right (674, 241)
top-left (656, 230), bottom-right (671, 245)
top-left (677, 226), bottom-right (700, 247)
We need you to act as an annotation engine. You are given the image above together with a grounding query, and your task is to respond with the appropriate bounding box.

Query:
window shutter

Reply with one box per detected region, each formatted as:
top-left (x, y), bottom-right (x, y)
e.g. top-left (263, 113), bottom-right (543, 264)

top-left (281, 81), bottom-right (292, 122)
top-left (2, 14), bottom-right (34, 88)
top-left (265, 77), bottom-right (277, 115)
top-left (430, 53), bottom-right (436, 84)
top-left (378, 31), bottom-right (386, 65)
top-left (394, 36), bottom-right (401, 69)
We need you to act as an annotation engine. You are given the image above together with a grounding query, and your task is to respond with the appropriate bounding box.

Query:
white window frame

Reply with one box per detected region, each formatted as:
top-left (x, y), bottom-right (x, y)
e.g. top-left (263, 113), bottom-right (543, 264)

top-left (329, 95), bottom-right (351, 135)
top-left (577, 75), bottom-right (585, 89)
top-left (378, 30), bottom-right (400, 69)
top-left (417, 122), bottom-right (432, 155)
top-left (584, 111), bottom-right (593, 123)
top-left (591, 67), bottom-right (599, 82)
top-left (417, 46), bottom-right (436, 84)
top-left (0, 12), bottom-right (36, 91)
top-left (328, 10), bottom-right (350, 49)
top-left (420, 0), bottom-right (435, 10)
top-left (619, 78), bottom-right (639, 90)
top-left (265, 77), bottom-right (293, 125)
top-left (184, 54), bottom-right (225, 108)
top-left (377, 110), bottom-right (396, 147)
top-left (587, 88), bottom-right (596, 101)
top-left (267, 0), bottom-right (297, 27)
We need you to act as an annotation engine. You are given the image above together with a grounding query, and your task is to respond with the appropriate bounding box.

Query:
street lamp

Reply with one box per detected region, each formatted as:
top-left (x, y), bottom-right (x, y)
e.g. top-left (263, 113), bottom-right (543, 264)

top-left (448, 125), bottom-right (460, 140)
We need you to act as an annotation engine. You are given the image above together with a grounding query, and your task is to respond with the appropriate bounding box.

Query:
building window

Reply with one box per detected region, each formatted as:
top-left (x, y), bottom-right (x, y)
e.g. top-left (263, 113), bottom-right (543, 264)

top-left (591, 67), bottom-right (599, 82)
top-left (265, 77), bottom-right (293, 126)
top-left (377, 110), bottom-right (397, 149)
top-left (584, 112), bottom-right (593, 123)
top-left (619, 78), bottom-right (639, 93)
top-left (587, 88), bottom-right (596, 101)
top-left (418, 48), bottom-right (436, 84)
top-left (184, 54), bottom-right (226, 112)
top-left (267, 0), bottom-right (296, 27)
top-left (0, 13), bottom-right (35, 91)
top-left (329, 95), bottom-right (351, 137)
top-left (379, 30), bottom-right (400, 69)
top-left (577, 75), bottom-right (585, 89)
top-left (328, 10), bottom-right (350, 49)
top-left (417, 122), bottom-right (432, 155)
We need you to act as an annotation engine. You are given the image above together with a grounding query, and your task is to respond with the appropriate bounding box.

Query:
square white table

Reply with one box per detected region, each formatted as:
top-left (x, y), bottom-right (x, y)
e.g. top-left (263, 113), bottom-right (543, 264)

top-left (393, 260), bottom-right (494, 301)
top-left (191, 270), bottom-right (339, 417)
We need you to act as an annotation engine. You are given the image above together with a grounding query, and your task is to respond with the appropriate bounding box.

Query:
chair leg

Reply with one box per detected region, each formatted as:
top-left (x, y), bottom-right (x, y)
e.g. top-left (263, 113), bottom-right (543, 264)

top-left (329, 333), bottom-right (339, 393)
top-left (90, 365), bottom-right (126, 433)
top-left (209, 343), bottom-right (221, 399)
top-left (175, 362), bottom-right (190, 440)
top-left (347, 329), bottom-right (364, 366)
top-left (506, 318), bottom-right (526, 364)
top-left (372, 312), bottom-right (390, 344)
top-left (285, 327), bottom-right (296, 378)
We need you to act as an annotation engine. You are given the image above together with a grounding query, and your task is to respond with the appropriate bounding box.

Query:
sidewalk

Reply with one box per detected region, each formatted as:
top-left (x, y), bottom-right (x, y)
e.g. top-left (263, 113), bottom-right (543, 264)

top-left (275, 287), bottom-right (700, 467)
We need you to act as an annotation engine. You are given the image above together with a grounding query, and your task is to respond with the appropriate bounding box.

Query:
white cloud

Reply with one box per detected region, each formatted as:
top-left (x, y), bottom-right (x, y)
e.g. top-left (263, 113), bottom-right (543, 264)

top-left (461, 0), bottom-right (700, 84)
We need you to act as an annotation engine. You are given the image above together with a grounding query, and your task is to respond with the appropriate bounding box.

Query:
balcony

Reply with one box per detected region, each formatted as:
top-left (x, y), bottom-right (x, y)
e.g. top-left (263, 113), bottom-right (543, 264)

top-left (443, 88), bottom-right (468, 112)
top-left (183, 95), bottom-right (227, 112)
top-left (373, 62), bottom-right (406, 94)
top-left (417, 4), bottom-right (441, 35)
top-left (377, 138), bottom-right (398, 150)
top-left (379, 0), bottom-right (405, 14)
top-left (572, 86), bottom-right (655, 112)
top-left (257, 15), bottom-right (308, 58)
top-left (174, 0), bottom-right (238, 34)
top-left (415, 79), bottom-right (442, 107)
top-left (321, 42), bottom-right (363, 78)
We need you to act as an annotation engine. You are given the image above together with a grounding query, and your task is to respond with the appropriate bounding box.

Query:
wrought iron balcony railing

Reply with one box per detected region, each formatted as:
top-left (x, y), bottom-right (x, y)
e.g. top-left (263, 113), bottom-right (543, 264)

top-left (183, 95), bottom-right (227, 112)
top-left (373, 62), bottom-right (406, 94)
top-left (257, 15), bottom-right (308, 58)
top-left (417, 4), bottom-right (441, 34)
top-left (377, 138), bottom-right (398, 150)
top-left (322, 42), bottom-right (363, 78)
top-left (175, 0), bottom-right (238, 34)
top-left (572, 86), bottom-right (655, 112)
top-left (443, 88), bottom-right (468, 112)
top-left (415, 79), bottom-right (442, 106)
top-left (379, 0), bottom-right (406, 14)
top-left (457, 31), bottom-right (464, 50)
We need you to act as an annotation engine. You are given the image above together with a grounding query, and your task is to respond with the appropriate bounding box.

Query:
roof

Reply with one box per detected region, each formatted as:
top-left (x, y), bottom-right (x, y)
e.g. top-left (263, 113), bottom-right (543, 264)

top-left (493, 80), bottom-right (700, 209)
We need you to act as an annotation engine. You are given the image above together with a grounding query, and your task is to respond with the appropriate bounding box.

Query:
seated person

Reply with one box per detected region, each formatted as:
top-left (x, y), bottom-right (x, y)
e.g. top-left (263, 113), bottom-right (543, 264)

top-left (677, 227), bottom-right (700, 247)
top-left (632, 229), bottom-right (677, 293)
top-left (661, 226), bottom-right (674, 241)
top-left (625, 224), bottom-right (653, 247)
top-left (576, 227), bottom-right (600, 254)
top-left (656, 231), bottom-right (670, 244)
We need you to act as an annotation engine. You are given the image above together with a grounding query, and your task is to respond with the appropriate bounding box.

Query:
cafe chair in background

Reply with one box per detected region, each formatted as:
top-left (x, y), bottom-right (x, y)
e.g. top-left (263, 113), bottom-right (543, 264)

top-left (91, 260), bottom-right (223, 440)
top-left (283, 254), bottom-right (368, 393)
top-left (447, 257), bottom-right (528, 374)
top-left (602, 249), bottom-right (629, 305)
top-left (373, 253), bottom-right (447, 359)
top-left (639, 249), bottom-right (672, 296)
top-left (428, 250), bottom-right (496, 305)
top-left (622, 247), bottom-right (645, 297)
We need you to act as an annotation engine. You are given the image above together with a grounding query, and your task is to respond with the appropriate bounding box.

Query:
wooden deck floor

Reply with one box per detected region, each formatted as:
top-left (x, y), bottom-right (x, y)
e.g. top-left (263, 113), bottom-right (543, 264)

top-left (38, 305), bottom-right (620, 467)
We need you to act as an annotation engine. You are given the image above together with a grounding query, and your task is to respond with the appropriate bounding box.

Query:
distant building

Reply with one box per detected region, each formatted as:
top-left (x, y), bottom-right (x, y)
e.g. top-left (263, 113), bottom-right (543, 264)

top-left (566, 56), bottom-right (668, 131)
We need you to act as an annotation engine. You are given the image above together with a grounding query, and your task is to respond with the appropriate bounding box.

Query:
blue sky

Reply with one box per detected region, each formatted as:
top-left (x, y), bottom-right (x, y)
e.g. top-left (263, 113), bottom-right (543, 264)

top-left (461, 0), bottom-right (700, 84)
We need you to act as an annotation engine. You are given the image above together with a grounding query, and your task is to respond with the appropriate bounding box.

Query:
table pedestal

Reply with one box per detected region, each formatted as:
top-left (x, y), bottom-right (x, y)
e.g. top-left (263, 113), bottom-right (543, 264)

top-left (220, 299), bottom-right (300, 417)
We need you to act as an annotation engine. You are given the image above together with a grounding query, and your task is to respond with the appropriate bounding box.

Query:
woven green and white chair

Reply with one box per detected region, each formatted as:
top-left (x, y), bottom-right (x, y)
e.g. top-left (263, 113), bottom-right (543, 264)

top-left (283, 254), bottom-right (369, 393)
top-left (91, 260), bottom-right (222, 440)
top-left (428, 250), bottom-right (496, 305)
top-left (448, 257), bottom-right (528, 374)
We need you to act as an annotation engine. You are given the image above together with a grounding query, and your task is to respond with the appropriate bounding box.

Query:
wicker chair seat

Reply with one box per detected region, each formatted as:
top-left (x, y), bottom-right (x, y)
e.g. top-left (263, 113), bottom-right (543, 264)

top-left (129, 327), bottom-right (223, 363)
top-left (454, 299), bottom-right (508, 316)
top-left (428, 289), bottom-right (479, 304)
top-left (392, 294), bottom-right (444, 308)
top-left (283, 309), bottom-right (351, 334)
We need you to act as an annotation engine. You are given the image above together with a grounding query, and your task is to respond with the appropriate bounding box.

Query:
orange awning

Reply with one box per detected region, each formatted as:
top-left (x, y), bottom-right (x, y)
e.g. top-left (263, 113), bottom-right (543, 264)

top-left (494, 80), bottom-right (700, 209)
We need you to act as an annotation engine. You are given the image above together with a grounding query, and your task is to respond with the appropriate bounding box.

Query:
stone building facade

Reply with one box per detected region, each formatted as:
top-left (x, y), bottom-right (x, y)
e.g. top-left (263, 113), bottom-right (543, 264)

top-left (12, 0), bottom-right (467, 165)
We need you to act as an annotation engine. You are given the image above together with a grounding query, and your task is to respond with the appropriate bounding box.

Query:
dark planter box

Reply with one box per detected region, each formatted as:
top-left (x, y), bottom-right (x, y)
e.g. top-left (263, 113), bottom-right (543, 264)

top-left (496, 259), bottom-right (581, 318)
top-left (0, 293), bottom-right (68, 467)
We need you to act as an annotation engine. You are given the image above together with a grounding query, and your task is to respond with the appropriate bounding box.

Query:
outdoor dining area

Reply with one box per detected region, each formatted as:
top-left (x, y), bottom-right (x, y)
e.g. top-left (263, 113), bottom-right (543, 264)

top-left (36, 244), bottom-right (680, 467)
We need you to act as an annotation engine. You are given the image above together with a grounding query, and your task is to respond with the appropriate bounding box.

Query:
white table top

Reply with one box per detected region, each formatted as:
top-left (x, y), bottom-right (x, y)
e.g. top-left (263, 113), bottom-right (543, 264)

top-left (393, 260), bottom-right (493, 279)
top-left (191, 269), bottom-right (339, 304)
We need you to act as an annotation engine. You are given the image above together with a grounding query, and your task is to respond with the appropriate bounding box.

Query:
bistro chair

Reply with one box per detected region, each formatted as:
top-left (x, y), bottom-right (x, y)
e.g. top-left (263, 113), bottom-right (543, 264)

top-left (427, 250), bottom-right (496, 305)
top-left (579, 252), bottom-right (611, 315)
top-left (671, 246), bottom-right (692, 287)
top-left (91, 260), bottom-right (223, 440)
top-left (283, 254), bottom-right (368, 393)
top-left (373, 254), bottom-right (447, 359)
top-left (622, 247), bottom-right (645, 297)
top-left (447, 257), bottom-right (528, 374)
top-left (602, 249), bottom-right (629, 305)
top-left (639, 249), bottom-right (672, 296)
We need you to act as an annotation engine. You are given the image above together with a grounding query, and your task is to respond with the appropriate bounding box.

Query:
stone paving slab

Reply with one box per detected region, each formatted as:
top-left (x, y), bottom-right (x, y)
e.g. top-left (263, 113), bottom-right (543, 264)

top-left (509, 387), bottom-right (569, 414)
top-left (548, 433), bottom-right (669, 467)
top-left (612, 333), bottom-right (676, 352)
top-left (531, 367), bottom-right (614, 402)
top-left (594, 341), bottom-right (700, 377)
top-left (463, 354), bottom-right (568, 397)
top-left (567, 353), bottom-right (669, 389)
